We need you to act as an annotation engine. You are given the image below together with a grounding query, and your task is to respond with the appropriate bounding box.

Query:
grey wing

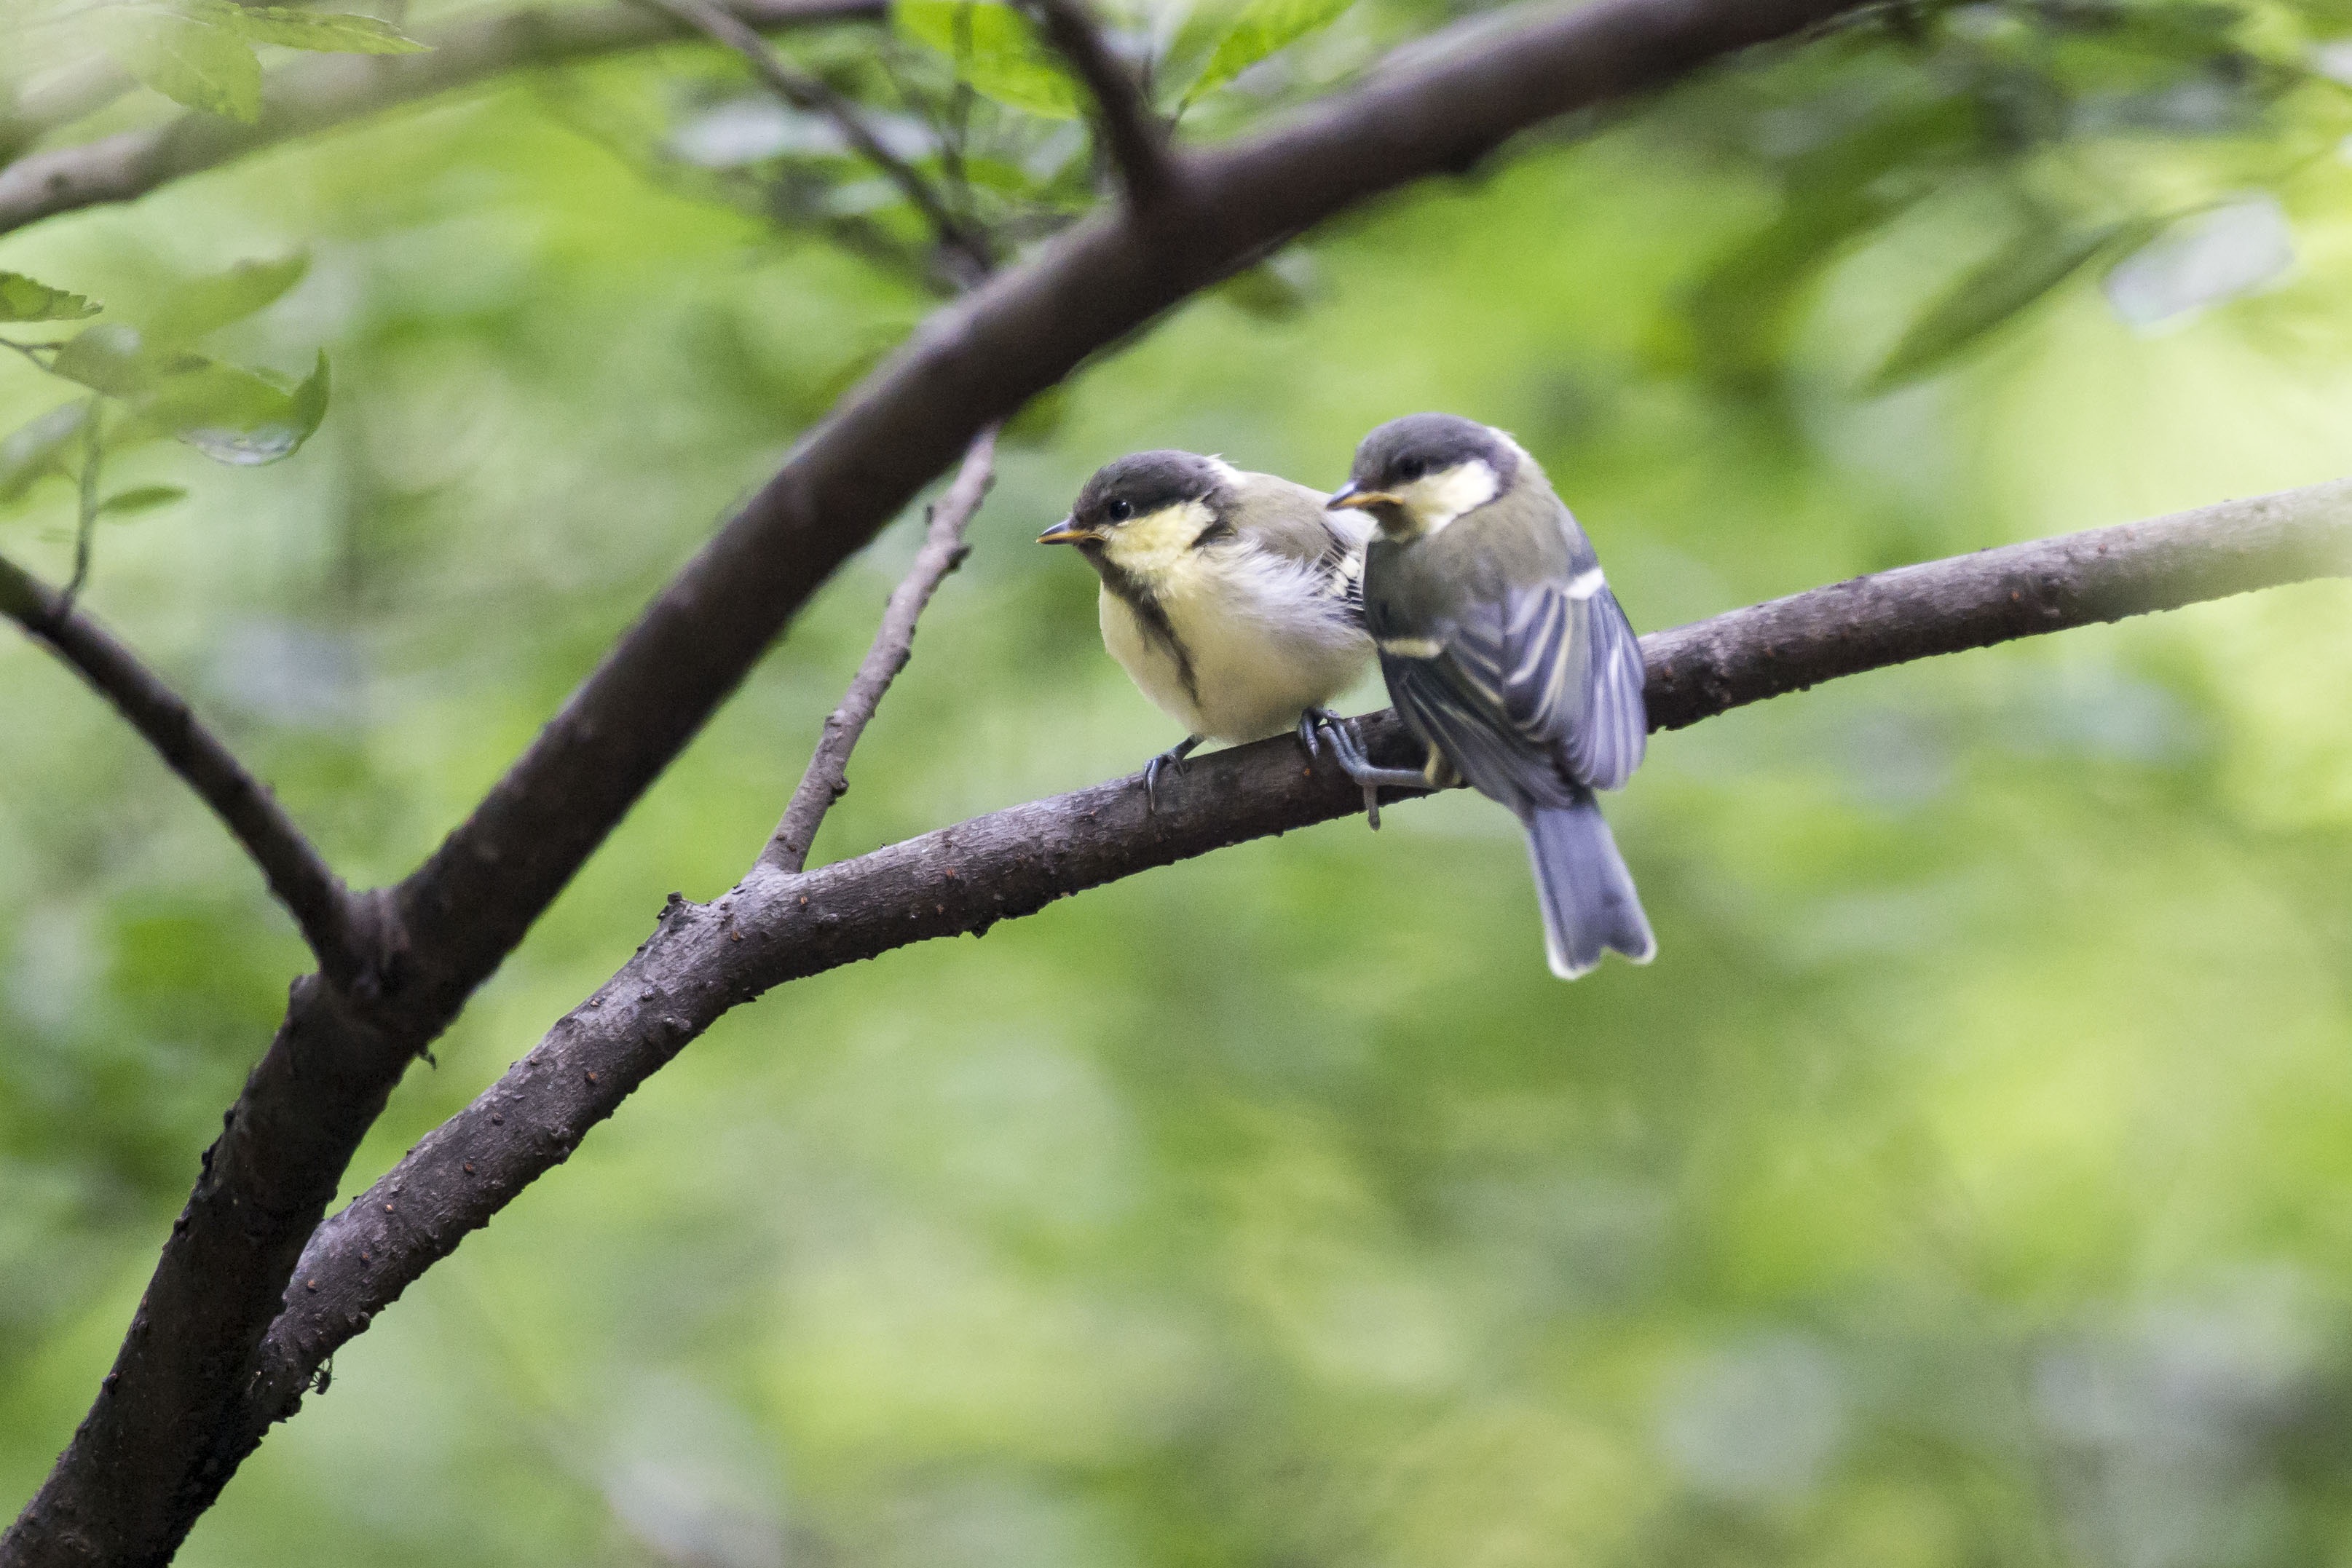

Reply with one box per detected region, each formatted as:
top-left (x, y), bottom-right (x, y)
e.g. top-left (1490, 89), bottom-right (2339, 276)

top-left (1558, 583), bottom-right (1646, 791)
top-left (1383, 649), bottom-right (1574, 812)
top-left (1394, 576), bottom-right (1648, 801)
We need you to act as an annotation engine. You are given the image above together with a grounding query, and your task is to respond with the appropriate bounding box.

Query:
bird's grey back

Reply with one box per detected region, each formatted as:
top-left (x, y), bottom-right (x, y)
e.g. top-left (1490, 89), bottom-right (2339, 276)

top-left (1228, 470), bottom-right (1361, 567)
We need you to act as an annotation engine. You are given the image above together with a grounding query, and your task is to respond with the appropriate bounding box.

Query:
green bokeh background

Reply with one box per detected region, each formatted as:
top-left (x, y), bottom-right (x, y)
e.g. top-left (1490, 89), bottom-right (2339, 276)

top-left (8, 4), bottom-right (2352, 1563)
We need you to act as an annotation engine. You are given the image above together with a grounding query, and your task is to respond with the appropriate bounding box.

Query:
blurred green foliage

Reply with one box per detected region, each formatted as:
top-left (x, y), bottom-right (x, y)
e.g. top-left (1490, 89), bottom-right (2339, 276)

top-left (7, 0), bottom-right (2352, 1564)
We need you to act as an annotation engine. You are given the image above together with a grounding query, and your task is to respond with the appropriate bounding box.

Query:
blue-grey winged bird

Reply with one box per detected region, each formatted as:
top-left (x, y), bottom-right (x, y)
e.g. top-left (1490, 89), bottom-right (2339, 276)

top-left (1039, 451), bottom-right (1375, 810)
top-left (1325, 413), bottom-right (1654, 979)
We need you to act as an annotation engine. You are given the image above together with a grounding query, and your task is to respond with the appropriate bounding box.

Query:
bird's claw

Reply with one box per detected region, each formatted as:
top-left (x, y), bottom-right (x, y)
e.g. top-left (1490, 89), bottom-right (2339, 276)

top-left (1143, 738), bottom-right (1201, 815)
top-left (1296, 706), bottom-right (1348, 762)
top-left (1318, 714), bottom-right (1435, 831)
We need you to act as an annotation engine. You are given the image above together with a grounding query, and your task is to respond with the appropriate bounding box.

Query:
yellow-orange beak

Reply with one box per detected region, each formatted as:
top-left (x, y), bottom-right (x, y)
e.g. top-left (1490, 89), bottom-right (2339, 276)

top-left (1327, 483), bottom-right (1400, 512)
top-left (1036, 518), bottom-right (1095, 545)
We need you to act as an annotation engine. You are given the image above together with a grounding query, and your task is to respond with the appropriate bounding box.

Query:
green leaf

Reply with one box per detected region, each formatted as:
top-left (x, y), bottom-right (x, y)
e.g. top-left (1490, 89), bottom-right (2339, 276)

top-left (893, 1), bottom-right (1078, 119)
top-left (1187, 0), bottom-right (1353, 100)
top-left (1681, 95), bottom-right (1976, 384)
top-left (96, 484), bottom-right (190, 517)
top-left (0, 273), bottom-right (101, 323)
top-left (0, 403), bottom-right (88, 504)
top-left (1216, 252), bottom-right (1316, 320)
top-left (143, 253), bottom-right (310, 342)
top-left (1866, 221), bottom-right (2147, 394)
top-left (133, 349), bottom-right (330, 465)
top-left (103, 12), bottom-right (263, 122)
top-left (51, 324), bottom-right (189, 397)
top-left (172, 0), bottom-right (429, 53)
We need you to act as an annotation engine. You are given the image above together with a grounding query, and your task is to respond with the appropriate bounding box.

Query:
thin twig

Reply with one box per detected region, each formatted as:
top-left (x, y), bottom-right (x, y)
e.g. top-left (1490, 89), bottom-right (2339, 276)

top-left (767, 428), bottom-right (996, 872)
top-left (1020, 0), bottom-right (1177, 205)
top-left (633, 0), bottom-right (995, 280)
top-left (0, 336), bottom-right (60, 368)
top-left (59, 395), bottom-right (100, 614)
top-left (0, 550), bottom-right (360, 977)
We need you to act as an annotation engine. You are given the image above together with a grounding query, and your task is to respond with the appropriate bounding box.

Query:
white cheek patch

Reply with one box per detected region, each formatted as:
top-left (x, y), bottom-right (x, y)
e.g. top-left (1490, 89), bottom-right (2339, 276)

top-left (1400, 460), bottom-right (1500, 534)
top-left (1101, 499), bottom-right (1218, 580)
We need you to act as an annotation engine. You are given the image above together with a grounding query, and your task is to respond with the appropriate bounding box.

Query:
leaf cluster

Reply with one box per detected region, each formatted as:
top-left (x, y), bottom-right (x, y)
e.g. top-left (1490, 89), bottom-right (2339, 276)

top-left (85, 0), bottom-right (427, 124)
top-left (1676, 0), bottom-right (2352, 391)
top-left (639, 0), bottom-right (1362, 295)
top-left (0, 256), bottom-right (331, 522)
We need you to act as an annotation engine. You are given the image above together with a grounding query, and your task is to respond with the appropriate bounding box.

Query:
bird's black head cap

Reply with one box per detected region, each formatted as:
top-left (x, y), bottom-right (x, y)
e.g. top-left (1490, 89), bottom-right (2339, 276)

top-left (1069, 450), bottom-right (1231, 535)
top-left (1347, 413), bottom-right (1518, 494)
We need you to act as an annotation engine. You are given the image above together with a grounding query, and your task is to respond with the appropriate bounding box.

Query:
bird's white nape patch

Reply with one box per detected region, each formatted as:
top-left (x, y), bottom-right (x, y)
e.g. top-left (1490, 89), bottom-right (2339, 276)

top-left (1395, 459), bottom-right (1500, 536)
top-left (1098, 499), bottom-right (1220, 585)
top-left (1566, 566), bottom-right (1606, 601)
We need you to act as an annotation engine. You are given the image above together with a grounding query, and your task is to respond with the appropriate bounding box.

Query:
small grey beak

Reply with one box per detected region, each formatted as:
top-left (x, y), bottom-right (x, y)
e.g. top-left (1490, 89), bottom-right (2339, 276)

top-left (1036, 518), bottom-right (1093, 545)
top-left (1327, 483), bottom-right (1399, 512)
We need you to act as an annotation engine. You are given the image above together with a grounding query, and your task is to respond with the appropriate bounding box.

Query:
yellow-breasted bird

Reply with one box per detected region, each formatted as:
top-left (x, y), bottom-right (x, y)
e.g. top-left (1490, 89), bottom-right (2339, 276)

top-left (1039, 451), bottom-right (1373, 809)
top-left (1327, 413), bottom-right (1654, 979)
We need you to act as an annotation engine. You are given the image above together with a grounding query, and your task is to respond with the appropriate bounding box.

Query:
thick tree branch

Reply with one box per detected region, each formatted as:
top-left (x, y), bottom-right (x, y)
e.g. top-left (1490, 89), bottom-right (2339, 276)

top-left (0, 553), bottom-right (364, 981)
top-left (1, 5), bottom-right (1863, 1564)
top-left (0, 0), bottom-right (886, 242)
top-left (632, 0), bottom-right (996, 280)
top-left (228, 478), bottom-right (2352, 1449)
top-left (767, 429), bottom-right (997, 873)
top-left (1020, 0), bottom-right (1176, 205)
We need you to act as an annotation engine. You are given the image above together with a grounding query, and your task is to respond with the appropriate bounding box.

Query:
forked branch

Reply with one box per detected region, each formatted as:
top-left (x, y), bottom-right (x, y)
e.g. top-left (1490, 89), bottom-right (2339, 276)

top-left (1021, 0), bottom-right (1177, 205)
top-left (0, 553), bottom-right (362, 981)
top-left (633, 0), bottom-right (997, 278)
top-left (767, 428), bottom-right (999, 873)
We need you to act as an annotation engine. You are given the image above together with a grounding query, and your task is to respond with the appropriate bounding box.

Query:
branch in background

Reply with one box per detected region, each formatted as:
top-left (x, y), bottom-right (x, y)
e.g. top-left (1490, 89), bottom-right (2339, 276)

top-left (0, 0), bottom-right (887, 242)
top-left (1020, 0), bottom-right (1175, 205)
top-left (767, 429), bottom-right (998, 873)
top-left (632, 0), bottom-right (998, 281)
top-left (232, 478), bottom-right (2352, 1447)
top-left (0, 5), bottom-right (1866, 1564)
top-left (0, 552), bottom-right (365, 983)
top-left (1, 58), bottom-right (123, 158)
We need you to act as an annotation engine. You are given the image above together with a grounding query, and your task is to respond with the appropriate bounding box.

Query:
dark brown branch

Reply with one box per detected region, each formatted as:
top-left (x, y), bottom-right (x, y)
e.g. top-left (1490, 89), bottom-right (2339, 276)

top-left (632, 0), bottom-right (996, 279)
top-left (1020, 0), bottom-right (1175, 205)
top-left (0, 5), bottom-right (1861, 1564)
top-left (0, 553), bottom-right (363, 981)
top-left (767, 429), bottom-right (997, 873)
top-left (229, 478), bottom-right (2352, 1446)
top-left (0, 0), bottom-right (887, 242)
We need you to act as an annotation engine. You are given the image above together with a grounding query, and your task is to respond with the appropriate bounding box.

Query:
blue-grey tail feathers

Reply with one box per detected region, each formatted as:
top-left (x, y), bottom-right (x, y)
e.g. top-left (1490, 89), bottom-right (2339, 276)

top-left (1523, 796), bottom-right (1654, 980)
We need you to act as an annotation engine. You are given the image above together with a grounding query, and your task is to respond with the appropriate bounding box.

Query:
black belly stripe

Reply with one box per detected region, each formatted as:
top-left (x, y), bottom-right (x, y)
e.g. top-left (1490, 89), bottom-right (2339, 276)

top-left (1088, 547), bottom-right (1199, 705)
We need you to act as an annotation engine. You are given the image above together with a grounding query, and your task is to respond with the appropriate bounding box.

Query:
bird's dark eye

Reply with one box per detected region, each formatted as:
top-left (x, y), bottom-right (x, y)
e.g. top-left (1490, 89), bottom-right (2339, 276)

top-left (1105, 498), bottom-right (1133, 522)
top-left (1396, 458), bottom-right (1426, 482)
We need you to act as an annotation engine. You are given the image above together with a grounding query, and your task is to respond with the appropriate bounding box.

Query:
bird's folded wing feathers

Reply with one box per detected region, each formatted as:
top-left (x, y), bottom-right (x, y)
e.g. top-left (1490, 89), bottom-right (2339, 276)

top-left (1396, 577), bottom-right (1647, 797)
